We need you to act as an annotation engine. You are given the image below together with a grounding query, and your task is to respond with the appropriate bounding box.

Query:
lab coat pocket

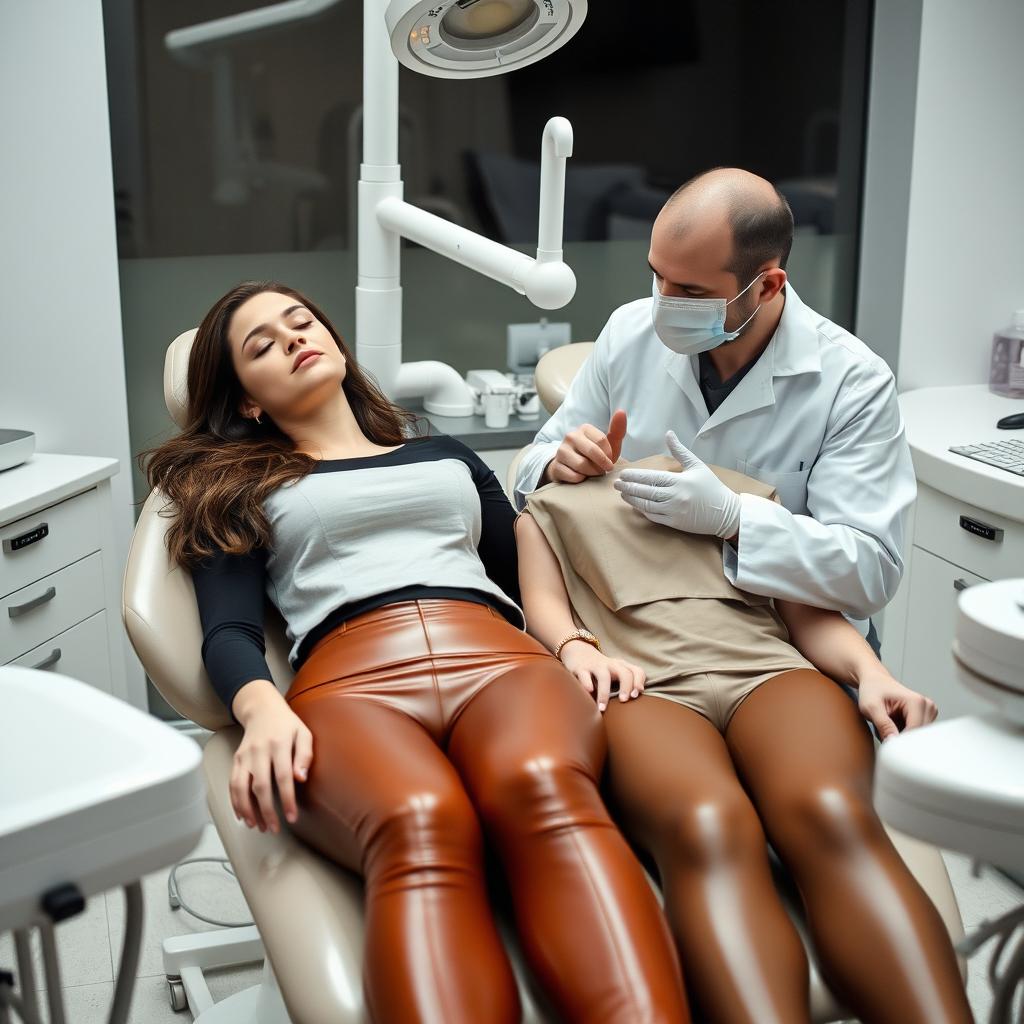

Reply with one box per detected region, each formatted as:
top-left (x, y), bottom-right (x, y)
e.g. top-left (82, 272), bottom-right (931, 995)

top-left (737, 461), bottom-right (811, 513)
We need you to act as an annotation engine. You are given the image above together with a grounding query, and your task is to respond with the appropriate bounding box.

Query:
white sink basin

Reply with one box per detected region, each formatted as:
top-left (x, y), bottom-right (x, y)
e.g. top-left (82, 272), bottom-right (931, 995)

top-left (0, 667), bottom-right (206, 932)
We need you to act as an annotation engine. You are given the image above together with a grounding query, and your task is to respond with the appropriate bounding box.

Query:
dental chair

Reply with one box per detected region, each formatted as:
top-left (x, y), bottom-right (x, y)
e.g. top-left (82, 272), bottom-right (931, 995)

top-left (120, 331), bottom-right (965, 1024)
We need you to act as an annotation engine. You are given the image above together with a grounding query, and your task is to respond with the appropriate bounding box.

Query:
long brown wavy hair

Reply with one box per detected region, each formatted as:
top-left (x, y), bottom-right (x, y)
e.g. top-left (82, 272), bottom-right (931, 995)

top-left (141, 281), bottom-right (418, 569)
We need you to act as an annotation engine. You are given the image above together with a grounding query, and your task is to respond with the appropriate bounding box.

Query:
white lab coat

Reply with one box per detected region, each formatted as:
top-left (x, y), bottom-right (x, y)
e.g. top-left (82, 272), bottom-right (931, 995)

top-left (514, 285), bottom-right (917, 626)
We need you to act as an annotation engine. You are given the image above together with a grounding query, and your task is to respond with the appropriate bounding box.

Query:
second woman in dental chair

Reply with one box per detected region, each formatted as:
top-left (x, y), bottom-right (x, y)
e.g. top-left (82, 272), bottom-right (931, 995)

top-left (516, 466), bottom-right (972, 1024)
top-left (143, 281), bottom-right (689, 1024)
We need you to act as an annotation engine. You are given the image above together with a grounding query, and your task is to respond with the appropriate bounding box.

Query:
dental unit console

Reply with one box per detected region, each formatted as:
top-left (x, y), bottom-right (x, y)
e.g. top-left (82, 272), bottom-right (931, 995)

top-left (876, 577), bottom-right (1024, 868)
top-left (952, 578), bottom-right (1024, 724)
top-left (0, 429), bottom-right (35, 473)
top-left (875, 579), bottom-right (1024, 1021)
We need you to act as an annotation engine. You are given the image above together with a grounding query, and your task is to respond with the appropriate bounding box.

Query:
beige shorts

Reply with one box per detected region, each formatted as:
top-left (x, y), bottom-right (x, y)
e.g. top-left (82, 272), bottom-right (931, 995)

top-left (643, 666), bottom-right (808, 733)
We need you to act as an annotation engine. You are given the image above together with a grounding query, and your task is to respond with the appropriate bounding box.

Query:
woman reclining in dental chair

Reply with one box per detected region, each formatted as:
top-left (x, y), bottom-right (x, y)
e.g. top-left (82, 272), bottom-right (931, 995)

top-left (143, 280), bottom-right (690, 1024)
top-left (515, 438), bottom-right (974, 1024)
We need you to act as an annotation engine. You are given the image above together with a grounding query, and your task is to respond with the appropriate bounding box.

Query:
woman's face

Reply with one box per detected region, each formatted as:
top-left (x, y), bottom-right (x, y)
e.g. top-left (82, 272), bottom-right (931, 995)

top-left (227, 291), bottom-right (346, 422)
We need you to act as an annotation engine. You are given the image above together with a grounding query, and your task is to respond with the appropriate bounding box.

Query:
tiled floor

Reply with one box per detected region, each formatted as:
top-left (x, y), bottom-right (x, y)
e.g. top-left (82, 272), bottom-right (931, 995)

top-left (2, 826), bottom-right (1020, 1023)
top-left (0, 824), bottom-right (260, 1024)
top-left (943, 852), bottom-right (1022, 1022)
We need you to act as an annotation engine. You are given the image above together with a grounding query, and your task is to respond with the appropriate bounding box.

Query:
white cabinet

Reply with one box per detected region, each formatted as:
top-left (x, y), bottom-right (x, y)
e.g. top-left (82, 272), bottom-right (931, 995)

top-left (0, 454), bottom-right (138, 705)
top-left (9, 611), bottom-right (112, 692)
top-left (901, 547), bottom-right (991, 719)
top-left (889, 386), bottom-right (1024, 719)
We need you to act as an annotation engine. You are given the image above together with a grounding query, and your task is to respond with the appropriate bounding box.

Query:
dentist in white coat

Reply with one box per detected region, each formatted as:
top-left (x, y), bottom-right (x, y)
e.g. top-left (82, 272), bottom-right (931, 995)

top-left (513, 167), bottom-right (916, 655)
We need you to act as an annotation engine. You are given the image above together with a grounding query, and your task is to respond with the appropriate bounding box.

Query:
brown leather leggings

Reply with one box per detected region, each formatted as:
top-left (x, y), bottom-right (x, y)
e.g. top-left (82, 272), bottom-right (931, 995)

top-left (604, 669), bottom-right (973, 1024)
top-left (284, 600), bottom-right (688, 1024)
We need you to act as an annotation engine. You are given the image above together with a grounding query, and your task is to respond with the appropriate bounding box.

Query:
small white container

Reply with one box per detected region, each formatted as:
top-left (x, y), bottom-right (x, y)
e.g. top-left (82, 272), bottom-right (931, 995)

top-left (482, 391), bottom-right (511, 429)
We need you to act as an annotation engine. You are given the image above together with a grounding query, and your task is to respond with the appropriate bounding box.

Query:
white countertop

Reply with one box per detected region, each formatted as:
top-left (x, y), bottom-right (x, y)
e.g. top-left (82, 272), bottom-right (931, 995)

top-left (0, 453), bottom-right (119, 527)
top-left (899, 385), bottom-right (1024, 523)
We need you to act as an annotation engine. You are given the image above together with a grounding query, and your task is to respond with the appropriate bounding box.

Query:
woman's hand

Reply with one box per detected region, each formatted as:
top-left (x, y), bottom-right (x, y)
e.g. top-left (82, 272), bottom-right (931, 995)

top-left (559, 642), bottom-right (646, 713)
top-left (230, 680), bottom-right (314, 833)
top-left (856, 670), bottom-right (937, 742)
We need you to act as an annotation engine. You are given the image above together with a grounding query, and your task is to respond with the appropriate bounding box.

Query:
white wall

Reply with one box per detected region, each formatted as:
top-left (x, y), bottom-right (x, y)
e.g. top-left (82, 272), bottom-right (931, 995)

top-left (896, 0), bottom-right (1024, 390)
top-left (0, 0), bottom-right (142, 694)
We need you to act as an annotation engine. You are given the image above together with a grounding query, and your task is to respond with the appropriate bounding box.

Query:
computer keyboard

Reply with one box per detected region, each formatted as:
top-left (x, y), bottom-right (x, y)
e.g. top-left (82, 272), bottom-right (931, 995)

top-left (949, 439), bottom-right (1024, 476)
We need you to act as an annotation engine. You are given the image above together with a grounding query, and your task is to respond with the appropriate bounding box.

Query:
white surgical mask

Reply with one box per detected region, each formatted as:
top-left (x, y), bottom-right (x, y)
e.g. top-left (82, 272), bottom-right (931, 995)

top-left (652, 271), bottom-right (766, 355)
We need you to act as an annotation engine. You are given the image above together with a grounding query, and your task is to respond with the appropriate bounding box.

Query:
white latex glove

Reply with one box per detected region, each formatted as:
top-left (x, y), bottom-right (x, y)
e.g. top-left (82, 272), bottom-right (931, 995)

top-left (614, 431), bottom-right (742, 539)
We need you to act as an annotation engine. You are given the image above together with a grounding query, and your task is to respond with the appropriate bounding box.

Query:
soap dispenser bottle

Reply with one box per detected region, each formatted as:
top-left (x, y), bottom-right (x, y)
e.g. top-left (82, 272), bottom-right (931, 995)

top-left (989, 310), bottom-right (1024, 398)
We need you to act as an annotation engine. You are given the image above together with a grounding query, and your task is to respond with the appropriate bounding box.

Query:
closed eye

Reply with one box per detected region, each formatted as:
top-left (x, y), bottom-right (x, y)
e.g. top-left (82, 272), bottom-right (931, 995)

top-left (255, 320), bottom-right (314, 357)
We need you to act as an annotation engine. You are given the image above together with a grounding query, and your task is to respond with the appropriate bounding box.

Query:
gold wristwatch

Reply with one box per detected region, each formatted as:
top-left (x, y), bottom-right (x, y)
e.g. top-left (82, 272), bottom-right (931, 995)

top-left (554, 629), bottom-right (601, 660)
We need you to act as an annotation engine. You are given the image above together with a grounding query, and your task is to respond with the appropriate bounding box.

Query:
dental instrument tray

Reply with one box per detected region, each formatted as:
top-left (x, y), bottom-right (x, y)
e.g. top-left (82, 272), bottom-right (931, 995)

top-left (0, 429), bottom-right (35, 473)
top-left (948, 438), bottom-right (1024, 476)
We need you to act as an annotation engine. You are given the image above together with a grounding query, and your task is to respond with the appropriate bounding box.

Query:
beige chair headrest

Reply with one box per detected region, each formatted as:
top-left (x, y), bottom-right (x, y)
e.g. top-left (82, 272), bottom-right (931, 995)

top-left (535, 342), bottom-right (595, 415)
top-left (164, 329), bottom-right (198, 430)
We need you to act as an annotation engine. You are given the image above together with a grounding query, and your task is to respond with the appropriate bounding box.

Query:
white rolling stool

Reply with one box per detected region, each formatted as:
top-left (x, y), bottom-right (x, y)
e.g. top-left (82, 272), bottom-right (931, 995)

top-left (875, 579), bottom-right (1024, 1023)
top-left (0, 667), bottom-right (207, 1024)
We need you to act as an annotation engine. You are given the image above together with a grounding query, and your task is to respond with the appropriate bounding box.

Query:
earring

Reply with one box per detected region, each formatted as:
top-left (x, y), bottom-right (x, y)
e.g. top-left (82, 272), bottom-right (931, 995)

top-left (254, 415), bottom-right (262, 426)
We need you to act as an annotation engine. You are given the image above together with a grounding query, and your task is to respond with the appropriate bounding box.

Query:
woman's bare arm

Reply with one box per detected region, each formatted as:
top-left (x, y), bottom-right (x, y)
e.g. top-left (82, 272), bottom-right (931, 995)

top-left (515, 511), bottom-right (646, 711)
top-left (514, 512), bottom-right (579, 653)
top-left (775, 599), bottom-right (937, 737)
top-left (775, 600), bottom-right (883, 688)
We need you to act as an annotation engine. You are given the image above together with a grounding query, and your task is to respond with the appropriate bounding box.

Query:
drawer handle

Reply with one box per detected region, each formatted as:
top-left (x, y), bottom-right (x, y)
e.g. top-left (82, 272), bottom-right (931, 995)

top-left (7, 586), bottom-right (57, 619)
top-left (31, 647), bottom-right (62, 671)
top-left (953, 577), bottom-right (972, 592)
top-left (959, 515), bottom-right (1004, 542)
top-left (2, 521), bottom-right (50, 554)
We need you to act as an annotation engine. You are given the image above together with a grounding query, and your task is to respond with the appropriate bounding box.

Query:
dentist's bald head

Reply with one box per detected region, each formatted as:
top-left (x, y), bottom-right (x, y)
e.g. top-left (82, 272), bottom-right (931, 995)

top-left (652, 168), bottom-right (794, 292)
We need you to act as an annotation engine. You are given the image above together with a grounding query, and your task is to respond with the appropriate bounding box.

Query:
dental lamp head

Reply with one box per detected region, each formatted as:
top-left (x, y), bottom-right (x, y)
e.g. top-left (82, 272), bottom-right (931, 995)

top-left (385, 0), bottom-right (588, 79)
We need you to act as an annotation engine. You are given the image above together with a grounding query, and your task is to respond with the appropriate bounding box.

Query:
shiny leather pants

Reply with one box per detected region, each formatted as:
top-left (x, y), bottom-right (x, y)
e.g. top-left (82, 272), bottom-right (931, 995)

top-left (604, 668), bottom-right (973, 1024)
top-left (285, 600), bottom-right (689, 1024)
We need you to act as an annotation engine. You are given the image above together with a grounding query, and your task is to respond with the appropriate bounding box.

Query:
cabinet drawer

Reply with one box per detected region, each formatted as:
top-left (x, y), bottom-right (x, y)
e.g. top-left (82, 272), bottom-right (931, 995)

top-left (901, 547), bottom-right (992, 720)
top-left (0, 488), bottom-right (102, 598)
top-left (913, 483), bottom-right (1024, 581)
top-left (0, 552), bottom-right (105, 662)
top-left (6, 610), bottom-right (112, 694)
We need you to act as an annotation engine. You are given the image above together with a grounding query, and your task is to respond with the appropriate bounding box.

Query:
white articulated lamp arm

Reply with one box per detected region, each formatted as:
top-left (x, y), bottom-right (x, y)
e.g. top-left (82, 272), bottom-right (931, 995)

top-left (372, 116), bottom-right (577, 311)
top-left (537, 116), bottom-right (573, 262)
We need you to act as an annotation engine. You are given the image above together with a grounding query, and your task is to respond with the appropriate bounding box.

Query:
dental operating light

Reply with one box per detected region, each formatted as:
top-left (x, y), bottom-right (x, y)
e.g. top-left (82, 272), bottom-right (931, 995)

top-left (385, 0), bottom-right (588, 79)
top-left (357, 0), bottom-right (584, 414)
